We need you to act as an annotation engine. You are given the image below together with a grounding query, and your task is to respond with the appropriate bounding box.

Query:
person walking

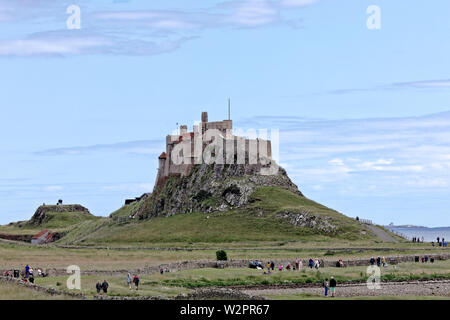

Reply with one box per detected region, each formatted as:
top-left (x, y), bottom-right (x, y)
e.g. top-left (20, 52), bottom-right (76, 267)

top-left (102, 280), bottom-right (109, 296)
top-left (126, 273), bottom-right (132, 290)
top-left (96, 281), bottom-right (102, 297)
top-left (329, 276), bottom-right (337, 297)
top-left (323, 278), bottom-right (329, 297)
top-left (25, 265), bottom-right (30, 279)
top-left (133, 274), bottom-right (140, 290)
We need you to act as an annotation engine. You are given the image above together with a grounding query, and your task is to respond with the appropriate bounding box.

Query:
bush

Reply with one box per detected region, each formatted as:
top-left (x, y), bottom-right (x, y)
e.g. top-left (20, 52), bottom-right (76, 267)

top-left (216, 250), bottom-right (228, 261)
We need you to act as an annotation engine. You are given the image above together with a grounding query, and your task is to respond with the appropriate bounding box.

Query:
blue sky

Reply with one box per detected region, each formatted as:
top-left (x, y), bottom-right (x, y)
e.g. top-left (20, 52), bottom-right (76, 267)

top-left (0, 0), bottom-right (449, 227)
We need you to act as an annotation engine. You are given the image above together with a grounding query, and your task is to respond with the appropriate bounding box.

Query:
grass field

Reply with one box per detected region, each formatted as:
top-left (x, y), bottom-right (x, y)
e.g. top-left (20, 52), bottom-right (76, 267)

top-left (0, 281), bottom-right (74, 300)
top-left (15, 260), bottom-right (450, 299)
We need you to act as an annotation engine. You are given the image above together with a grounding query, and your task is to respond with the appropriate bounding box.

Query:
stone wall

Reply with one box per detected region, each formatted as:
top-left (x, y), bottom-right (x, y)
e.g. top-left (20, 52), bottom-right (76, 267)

top-left (42, 253), bottom-right (450, 277)
top-left (0, 275), bottom-right (86, 299)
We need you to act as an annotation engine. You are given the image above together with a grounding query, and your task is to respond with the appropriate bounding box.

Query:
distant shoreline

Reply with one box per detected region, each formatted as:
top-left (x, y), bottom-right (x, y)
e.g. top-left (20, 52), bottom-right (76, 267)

top-left (387, 225), bottom-right (450, 229)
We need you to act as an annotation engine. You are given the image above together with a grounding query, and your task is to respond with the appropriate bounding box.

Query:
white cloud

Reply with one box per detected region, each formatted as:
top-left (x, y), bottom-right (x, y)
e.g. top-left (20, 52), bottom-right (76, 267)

top-left (280, 0), bottom-right (319, 8)
top-left (0, 37), bottom-right (110, 56)
top-left (44, 185), bottom-right (63, 192)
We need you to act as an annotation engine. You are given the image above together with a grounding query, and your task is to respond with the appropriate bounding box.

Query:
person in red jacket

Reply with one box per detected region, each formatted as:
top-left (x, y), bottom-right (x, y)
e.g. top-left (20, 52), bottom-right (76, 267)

top-left (133, 275), bottom-right (140, 290)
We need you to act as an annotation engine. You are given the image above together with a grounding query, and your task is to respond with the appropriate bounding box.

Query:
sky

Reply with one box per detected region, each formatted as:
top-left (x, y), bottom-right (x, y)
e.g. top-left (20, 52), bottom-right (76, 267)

top-left (0, 0), bottom-right (449, 227)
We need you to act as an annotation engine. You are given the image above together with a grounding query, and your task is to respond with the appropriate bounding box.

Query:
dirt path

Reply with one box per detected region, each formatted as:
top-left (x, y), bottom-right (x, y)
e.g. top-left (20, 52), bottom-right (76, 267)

top-left (243, 280), bottom-right (450, 298)
top-left (366, 225), bottom-right (398, 243)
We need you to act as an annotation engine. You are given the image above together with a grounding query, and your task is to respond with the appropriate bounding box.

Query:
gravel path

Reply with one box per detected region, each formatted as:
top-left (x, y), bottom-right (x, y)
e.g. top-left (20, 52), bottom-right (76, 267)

top-left (243, 280), bottom-right (450, 298)
top-left (365, 225), bottom-right (398, 243)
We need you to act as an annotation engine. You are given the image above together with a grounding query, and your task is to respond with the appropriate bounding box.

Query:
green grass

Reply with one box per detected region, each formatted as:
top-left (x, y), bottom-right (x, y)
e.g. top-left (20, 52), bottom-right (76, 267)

top-left (140, 260), bottom-right (450, 289)
top-left (28, 260), bottom-right (450, 299)
top-left (38, 211), bottom-right (99, 229)
top-left (0, 281), bottom-right (75, 300)
top-left (34, 275), bottom-right (191, 298)
top-left (58, 186), bottom-right (374, 246)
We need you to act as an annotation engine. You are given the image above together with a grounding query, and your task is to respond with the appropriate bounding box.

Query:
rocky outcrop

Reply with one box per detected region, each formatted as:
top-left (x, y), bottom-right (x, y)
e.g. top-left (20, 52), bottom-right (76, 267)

top-left (275, 210), bottom-right (337, 233)
top-left (137, 163), bottom-right (302, 219)
top-left (27, 205), bottom-right (92, 226)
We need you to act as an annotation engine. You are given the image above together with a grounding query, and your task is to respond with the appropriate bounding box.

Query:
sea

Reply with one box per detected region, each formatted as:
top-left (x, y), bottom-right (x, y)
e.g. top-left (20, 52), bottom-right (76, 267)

top-left (386, 226), bottom-right (450, 242)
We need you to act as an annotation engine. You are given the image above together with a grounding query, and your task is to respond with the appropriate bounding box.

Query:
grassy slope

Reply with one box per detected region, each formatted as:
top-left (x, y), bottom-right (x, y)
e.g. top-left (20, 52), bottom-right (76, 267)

top-left (0, 211), bottom-right (100, 236)
top-left (57, 187), bottom-right (375, 245)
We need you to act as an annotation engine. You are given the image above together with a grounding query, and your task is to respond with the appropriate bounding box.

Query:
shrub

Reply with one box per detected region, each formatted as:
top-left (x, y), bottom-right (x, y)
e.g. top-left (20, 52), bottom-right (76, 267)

top-left (216, 250), bottom-right (228, 261)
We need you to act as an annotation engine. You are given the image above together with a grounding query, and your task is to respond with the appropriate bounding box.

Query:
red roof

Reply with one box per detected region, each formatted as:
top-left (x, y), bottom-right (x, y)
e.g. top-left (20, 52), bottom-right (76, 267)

top-left (32, 230), bottom-right (50, 239)
top-left (45, 233), bottom-right (54, 241)
top-left (159, 152), bottom-right (167, 159)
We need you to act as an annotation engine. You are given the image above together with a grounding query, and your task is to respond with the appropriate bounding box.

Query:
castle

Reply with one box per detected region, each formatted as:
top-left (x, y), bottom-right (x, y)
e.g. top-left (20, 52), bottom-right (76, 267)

top-left (154, 111), bottom-right (274, 191)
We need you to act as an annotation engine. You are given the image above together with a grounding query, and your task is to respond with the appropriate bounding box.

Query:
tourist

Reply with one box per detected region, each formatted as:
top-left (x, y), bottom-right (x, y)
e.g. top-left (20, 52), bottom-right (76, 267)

top-left (25, 264), bottom-right (30, 279)
top-left (126, 273), bottom-right (132, 289)
top-left (421, 257), bottom-right (425, 263)
top-left (308, 259), bottom-right (314, 269)
top-left (437, 237), bottom-right (440, 244)
top-left (432, 241), bottom-right (435, 247)
top-left (295, 258), bottom-right (300, 270)
top-left (425, 256), bottom-right (429, 263)
top-left (376, 257), bottom-right (381, 267)
top-left (29, 274), bottom-right (34, 284)
top-left (160, 268), bottom-right (164, 274)
top-left (266, 262), bottom-right (271, 273)
top-left (102, 280), bottom-right (109, 295)
top-left (270, 261), bottom-right (275, 271)
top-left (323, 278), bottom-right (329, 297)
top-left (430, 257), bottom-right (435, 263)
top-left (286, 263), bottom-right (291, 270)
top-left (370, 257), bottom-right (375, 265)
top-left (278, 265), bottom-right (283, 271)
top-left (330, 276), bottom-right (337, 297)
top-left (314, 259), bottom-right (320, 269)
top-left (298, 260), bottom-right (303, 270)
top-left (133, 275), bottom-right (140, 290)
top-left (96, 281), bottom-right (102, 296)
top-left (421, 237), bottom-right (424, 243)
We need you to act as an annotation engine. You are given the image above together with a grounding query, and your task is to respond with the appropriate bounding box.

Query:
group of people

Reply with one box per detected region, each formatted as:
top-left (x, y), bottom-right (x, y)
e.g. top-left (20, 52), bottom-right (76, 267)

top-left (322, 277), bottom-right (337, 297)
top-left (95, 280), bottom-right (109, 296)
top-left (412, 236), bottom-right (424, 243)
top-left (413, 236), bottom-right (448, 247)
top-left (433, 237), bottom-right (448, 247)
top-left (370, 257), bottom-right (389, 268)
top-left (126, 273), bottom-right (140, 290)
top-left (250, 258), bottom-right (324, 273)
top-left (3, 265), bottom-right (47, 284)
top-left (308, 258), bottom-right (321, 269)
top-left (95, 273), bottom-right (140, 296)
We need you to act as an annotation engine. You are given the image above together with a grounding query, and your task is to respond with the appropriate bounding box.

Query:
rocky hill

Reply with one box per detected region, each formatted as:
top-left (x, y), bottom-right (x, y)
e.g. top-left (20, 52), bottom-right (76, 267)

top-left (122, 163), bottom-right (302, 220)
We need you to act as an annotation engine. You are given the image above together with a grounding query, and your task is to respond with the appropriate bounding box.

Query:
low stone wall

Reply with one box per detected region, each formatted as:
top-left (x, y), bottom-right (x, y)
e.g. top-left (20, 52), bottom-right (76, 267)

top-left (43, 253), bottom-right (450, 277)
top-left (0, 234), bottom-right (32, 242)
top-left (93, 288), bottom-right (265, 300)
top-left (0, 275), bottom-right (86, 299)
